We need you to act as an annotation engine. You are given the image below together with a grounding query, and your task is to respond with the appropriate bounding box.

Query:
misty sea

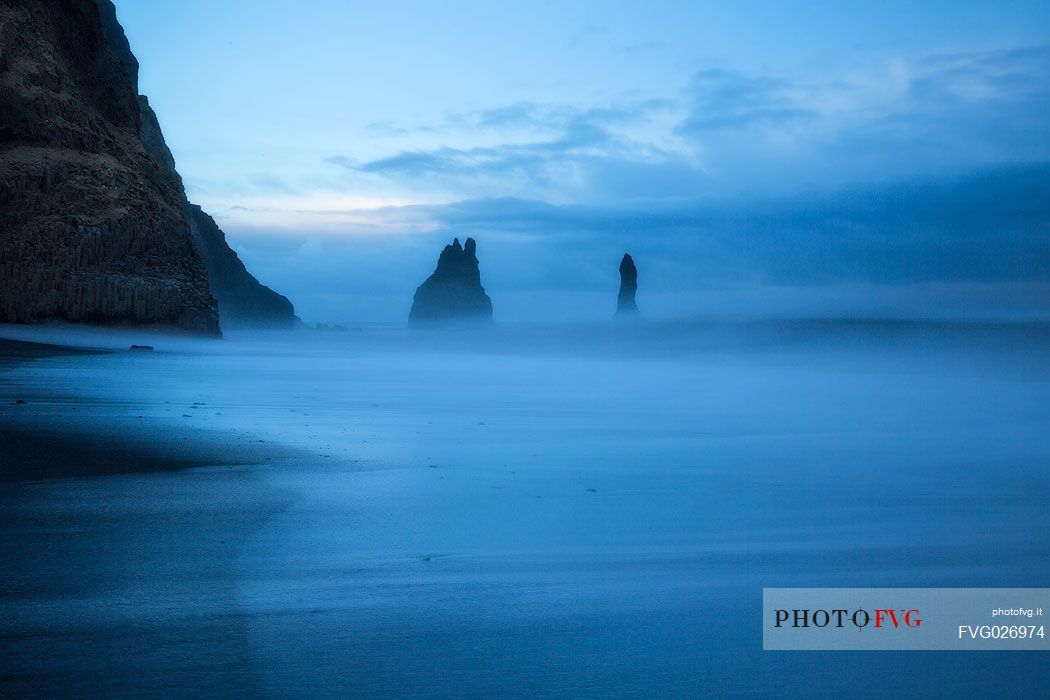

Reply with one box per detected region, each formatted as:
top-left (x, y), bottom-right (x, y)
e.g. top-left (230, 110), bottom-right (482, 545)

top-left (2, 321), bottom-right (1049, 697)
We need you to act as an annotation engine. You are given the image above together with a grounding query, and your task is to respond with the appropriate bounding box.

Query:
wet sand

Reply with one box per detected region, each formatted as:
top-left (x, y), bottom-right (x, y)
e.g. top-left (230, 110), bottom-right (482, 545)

top-left (0, 337), bottom-right (297, 482)
top-left (0, 337), bottom-right (106, 368)
top-left (0, 333), bottom-right (294, 696)
top-left (2, 322), bottom-right (1050, 697)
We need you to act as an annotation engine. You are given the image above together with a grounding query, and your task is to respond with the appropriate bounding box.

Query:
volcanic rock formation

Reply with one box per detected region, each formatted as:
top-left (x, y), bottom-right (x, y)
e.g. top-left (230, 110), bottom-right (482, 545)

top-left (0, 0), bottom-right (294, 331)
top-left (93, 0), bottom-right (295, 329)
top-left (187, 205), bottom-right (294, 327)
top-left (615, 253), bottom-right (639, 317)
top-left (0, 0), bottom-right (217, 332)
top-left (409, 237), bottom-right (493, 326)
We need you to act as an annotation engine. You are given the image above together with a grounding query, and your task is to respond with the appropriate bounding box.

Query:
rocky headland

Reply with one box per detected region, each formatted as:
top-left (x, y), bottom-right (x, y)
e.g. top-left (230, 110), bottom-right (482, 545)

top-left (0, 0), bottom-right (294, 332)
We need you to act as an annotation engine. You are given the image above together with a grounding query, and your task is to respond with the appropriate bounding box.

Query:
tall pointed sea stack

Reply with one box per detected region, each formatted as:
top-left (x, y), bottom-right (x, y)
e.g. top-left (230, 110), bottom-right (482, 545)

top-left (615, 253), bottom-right (639, 318)
top-left (409, 237), bottom-right (493, 326)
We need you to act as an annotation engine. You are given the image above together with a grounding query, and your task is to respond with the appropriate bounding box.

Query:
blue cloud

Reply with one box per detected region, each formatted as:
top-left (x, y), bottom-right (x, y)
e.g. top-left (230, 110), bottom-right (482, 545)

top-left (228, 163), bottom-right (1050, 323)
top-left (421, 163), bottom-right (1050, 286)
top-left (676, 68), bottom-right (815, 133)
top-left (327, 119), bottom-right (611, 182)
top-left (320, 44), bottom-right (1050, 205)
top-left (909, 45), bottom-right (1050, 104)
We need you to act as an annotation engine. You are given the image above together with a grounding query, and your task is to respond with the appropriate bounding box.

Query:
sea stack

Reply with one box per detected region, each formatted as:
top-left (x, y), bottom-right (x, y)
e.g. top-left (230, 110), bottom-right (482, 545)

top-left (409, 237), bottom-right (493, 326)
top-left (615, 253), bottom-right (639, 318)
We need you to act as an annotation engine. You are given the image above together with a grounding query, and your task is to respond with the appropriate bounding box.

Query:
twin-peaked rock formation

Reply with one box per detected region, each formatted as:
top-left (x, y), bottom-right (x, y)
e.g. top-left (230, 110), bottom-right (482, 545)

top-left (409, 237), bottom-right (493, 326)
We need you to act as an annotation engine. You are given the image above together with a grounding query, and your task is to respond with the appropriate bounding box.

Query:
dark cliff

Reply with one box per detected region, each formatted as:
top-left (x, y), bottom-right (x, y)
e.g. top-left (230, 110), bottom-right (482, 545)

top-left (615, 253), bottom-right (639, 317)
top-left (187, 205), bottom-right (294, 327)
top-left (409, 237), bottom-right (493, 326)
top-left (0, 0), bottom-right (295, 332)
top-left (0, 0), bottom-right (218, 332)
top-left (95, 0), bottom-right (295, 329)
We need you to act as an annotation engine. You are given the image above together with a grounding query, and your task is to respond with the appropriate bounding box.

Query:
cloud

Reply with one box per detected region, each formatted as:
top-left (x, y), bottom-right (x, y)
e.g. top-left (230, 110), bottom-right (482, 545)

top-left (241, 161), bottom-right (1050, 283)
top-left (661, 45), bottom-right (1050, 195)
top-left (474, 102), bottom-right (553, 129)
top-left (226, 162), bottom-right (1050, 323)
top-left (224, 157), bottom-right (1050, 305)
top-left (327, 119), bottom-right (617, 188)
top-left (320, 95), bottom-right (684, 202)
top-left (320, 93), bottom-right (703, 205)
top-left (676, 68), bottom-right (815, 133)
top-left (910, 45), bottom-right (1050, 104)
top-left (317, 44), bottom-right (1050, 207)
top-left (470, 101), bottom-right (667, 131)
top-left (421, 162), bottom-right (1050, 286)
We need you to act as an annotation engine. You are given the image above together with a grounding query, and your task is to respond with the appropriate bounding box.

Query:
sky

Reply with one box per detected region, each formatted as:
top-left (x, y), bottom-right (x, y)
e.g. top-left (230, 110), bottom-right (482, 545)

top-left (114, 0), bottom-right (1050, 323)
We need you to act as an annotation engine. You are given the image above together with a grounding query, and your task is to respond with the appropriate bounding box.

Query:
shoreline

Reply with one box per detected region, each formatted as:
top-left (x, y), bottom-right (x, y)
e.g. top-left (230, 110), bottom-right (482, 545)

top-left (0, 337), bottom-right (108, 368)
top-left (0, 337), bottom-right (291, 483)
top-left (1, 335), bottom-right (295, 695)
top-left (2, 323), bottom-right (1049, 696)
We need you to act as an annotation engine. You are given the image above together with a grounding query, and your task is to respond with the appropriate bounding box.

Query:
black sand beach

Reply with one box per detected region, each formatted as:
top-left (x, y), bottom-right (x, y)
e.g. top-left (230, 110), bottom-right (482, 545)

top-left (2, 323), bottom-right (1050, 697)
top-left (0, 333), bottom-right (295, 696)
top-left (0, 337), bottom-right (294, 483)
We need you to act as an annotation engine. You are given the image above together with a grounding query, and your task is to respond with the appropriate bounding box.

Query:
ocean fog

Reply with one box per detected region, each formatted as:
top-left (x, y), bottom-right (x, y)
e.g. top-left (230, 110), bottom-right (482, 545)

top-left (2, 321), bottom-right (1049, 697)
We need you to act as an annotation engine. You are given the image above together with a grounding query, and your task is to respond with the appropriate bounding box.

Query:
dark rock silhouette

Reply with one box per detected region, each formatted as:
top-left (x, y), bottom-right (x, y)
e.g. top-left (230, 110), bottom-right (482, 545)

top-left (0, 0), bottom-right (218, 332)
top-left (615, 253), bottom-right (639, 317)
top-left (94, 1), bottom-right (295, 329)
top-left (409, 238), bottom-right (493, 326)
top-left (0, 0), bottom-right (295, 332)
top-left (187, 206), bottom-right (295, 328)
